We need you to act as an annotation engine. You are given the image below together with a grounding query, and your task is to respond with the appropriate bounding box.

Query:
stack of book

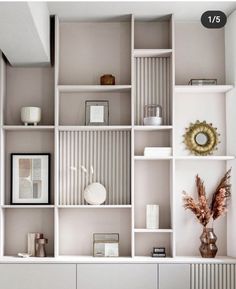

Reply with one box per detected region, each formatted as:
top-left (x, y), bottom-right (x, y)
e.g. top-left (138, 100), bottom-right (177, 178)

top-left (151, 247), bottom-right (166, 257)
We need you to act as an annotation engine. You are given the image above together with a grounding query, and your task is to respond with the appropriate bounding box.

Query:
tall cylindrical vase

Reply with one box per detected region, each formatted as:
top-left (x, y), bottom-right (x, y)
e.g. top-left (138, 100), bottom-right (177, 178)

top-left (199, 227), bottom-right (218, 258)
top-left (146, 205), bottom-right (159, 229)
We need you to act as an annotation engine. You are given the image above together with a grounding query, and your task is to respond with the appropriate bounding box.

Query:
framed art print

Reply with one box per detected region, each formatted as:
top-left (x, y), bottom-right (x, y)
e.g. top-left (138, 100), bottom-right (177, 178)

top-left (11, 153), bottom-right (50, 205)
top-left (85, 100), bottom-right (109, 125)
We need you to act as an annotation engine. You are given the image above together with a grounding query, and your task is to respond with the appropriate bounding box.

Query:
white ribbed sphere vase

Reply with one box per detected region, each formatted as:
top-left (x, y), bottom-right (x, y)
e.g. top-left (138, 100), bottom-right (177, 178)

top-left (84, 182), bottom-right (107, 205)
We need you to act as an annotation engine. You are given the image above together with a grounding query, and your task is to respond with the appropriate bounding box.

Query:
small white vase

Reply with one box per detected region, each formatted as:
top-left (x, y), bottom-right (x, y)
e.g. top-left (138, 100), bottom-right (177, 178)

top-left (84, 182), bottom-right (107, 205)
top-left (21, 107), bottom-right (41, 126)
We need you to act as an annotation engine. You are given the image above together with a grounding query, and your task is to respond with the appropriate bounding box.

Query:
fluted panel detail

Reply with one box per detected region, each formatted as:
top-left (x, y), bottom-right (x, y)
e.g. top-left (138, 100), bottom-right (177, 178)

top-left (191, 264), bottom-right (236, 289)
top-left (134, 57), bottom-right (171, 125)
top-left (59, 130), bottom-right (131, 205)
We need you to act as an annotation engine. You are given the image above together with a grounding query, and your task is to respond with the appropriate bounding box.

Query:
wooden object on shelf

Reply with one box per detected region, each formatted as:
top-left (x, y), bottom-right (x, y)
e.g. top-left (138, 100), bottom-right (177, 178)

top-left (36, 236), bottom-right (48, 257)
top-left (100, 74), bottom-right (115, 85)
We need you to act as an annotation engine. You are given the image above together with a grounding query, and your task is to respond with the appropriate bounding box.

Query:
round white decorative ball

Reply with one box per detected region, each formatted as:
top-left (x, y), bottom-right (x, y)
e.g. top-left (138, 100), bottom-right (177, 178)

top-left (84, 182), bottom-right (107, 205)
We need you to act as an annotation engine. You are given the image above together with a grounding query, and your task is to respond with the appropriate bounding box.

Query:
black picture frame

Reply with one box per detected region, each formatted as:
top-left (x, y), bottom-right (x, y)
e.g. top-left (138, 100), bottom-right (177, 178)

top-left (10, 153), bottom-right (51, 205)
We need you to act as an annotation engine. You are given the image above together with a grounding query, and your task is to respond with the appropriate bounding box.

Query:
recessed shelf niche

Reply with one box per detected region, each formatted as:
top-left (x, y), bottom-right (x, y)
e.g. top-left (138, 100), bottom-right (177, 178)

top-left (59, 92), bottom-right (131, 126)
top-left (5, 65), bottom-right (54, 126)
top-left (4, 208), bottom-right (54, 257)
top-left (134, 17), bottom-right (172, 49)
top-left (4, 131), bottom-right (54, 205)
top-left (59, 21), bottom-right (131, 85)
top-left (59, 130), bottom-right (131, 205)
top-left (175, 161), bottom-right (228, 257)
top-left (134, 130), bottom-right (171, 156)
top-left (175, 22), bottom-right (225, 85)
top-left (134, 56), bottom-right (172, 125)
top-left (135, 232), bottom-right (172, 257)
top-left (174, 91), bottom-right (226, 156)
top-left (59, 208), bottom-right (131, 256)
top-left (134, 160), bottom-right (172, 230)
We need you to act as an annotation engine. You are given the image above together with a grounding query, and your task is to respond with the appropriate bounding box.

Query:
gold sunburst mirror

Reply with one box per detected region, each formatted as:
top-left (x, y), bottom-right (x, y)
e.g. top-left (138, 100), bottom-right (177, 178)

top-left (183, 120), bottom-right (220, 156)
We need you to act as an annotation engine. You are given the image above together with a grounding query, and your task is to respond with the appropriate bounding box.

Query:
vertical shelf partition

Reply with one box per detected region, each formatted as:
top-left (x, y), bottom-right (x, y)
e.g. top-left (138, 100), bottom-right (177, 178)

top-left (0, 51), bottom-right (6, 257)
top-left (0, 49), bottom-right (55, 257)
top-left (132, 15), bottom-right (175, 257)
top-left (56, 16), bottom-right (133, 257)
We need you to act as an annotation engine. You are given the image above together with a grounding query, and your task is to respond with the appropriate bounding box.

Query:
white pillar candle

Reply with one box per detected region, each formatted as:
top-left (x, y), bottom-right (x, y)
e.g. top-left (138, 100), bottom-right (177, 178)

top-left (146, 205), bottom-right (159, 229)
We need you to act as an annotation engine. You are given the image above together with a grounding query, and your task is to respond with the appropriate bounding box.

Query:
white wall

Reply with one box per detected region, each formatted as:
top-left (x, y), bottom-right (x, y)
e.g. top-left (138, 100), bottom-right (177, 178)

top-left (225, 10), bottom-right (236, 257)
top-left (225, 11), bottom-right (236, 85)
top-left (0, 2), bottom-right (50, 65)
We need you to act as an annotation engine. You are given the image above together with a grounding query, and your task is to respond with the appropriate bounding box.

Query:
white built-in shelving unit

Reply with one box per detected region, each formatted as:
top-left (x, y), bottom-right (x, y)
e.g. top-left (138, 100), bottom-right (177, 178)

top-left (0, 14), bottom-right (235, 262)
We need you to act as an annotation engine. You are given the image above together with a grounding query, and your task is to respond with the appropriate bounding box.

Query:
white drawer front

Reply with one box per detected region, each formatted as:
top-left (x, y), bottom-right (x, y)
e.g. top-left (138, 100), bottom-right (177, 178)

top-left (159, 264), bottom-right (190, 289)
top-left (77, 264), bottom-right (157, 289)
top-left (0, 264), bottom-right (76, 289)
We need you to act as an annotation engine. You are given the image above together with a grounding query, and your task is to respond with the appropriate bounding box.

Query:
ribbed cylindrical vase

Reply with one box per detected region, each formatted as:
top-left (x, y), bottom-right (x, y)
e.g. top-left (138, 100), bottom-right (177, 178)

top-left (146, 204), bottom-right (159, 229)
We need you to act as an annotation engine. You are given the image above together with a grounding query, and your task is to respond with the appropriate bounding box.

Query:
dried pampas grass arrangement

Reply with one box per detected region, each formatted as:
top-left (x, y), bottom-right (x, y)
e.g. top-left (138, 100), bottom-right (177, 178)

top-left (183, 169), bottom-right (232, 227)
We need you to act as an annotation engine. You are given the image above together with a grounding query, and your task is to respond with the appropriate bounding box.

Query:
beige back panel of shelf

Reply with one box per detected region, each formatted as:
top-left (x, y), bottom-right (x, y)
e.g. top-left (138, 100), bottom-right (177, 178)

top-left (5, 208), bottom-right (54, 256)
top-left (59, 130), bottom-right (131, 205)
top-left (134, 160), bottom-right (171, 229)
top-left (59, 208), bottom-right (131, 256)
top-left (59, 22), bottom-right (131, 85)
top-left (5, 131), bottom-right (54, 205)
top-left (134, 57), bottom-right (172, 125)
top-left (5, 66), bottom-right (54, 125)
top-left (175, 22), bottom-right (225, 85)
top-left (134, 21), bottom-right (170, 49)
top-left (175, 160), bottom-right (227, 256)
top-left (59, 92), bottom-right (131, 126)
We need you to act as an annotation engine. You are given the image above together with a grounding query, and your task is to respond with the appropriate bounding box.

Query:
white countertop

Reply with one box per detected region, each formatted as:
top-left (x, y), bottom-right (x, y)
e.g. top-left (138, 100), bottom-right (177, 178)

top-left (0, 256), bottom-right (236, 264)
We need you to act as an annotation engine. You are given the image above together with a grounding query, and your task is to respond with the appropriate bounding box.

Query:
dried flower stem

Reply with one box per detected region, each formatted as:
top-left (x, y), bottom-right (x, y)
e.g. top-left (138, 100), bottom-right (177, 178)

top-left (183, 169), bottom-right (232, 227)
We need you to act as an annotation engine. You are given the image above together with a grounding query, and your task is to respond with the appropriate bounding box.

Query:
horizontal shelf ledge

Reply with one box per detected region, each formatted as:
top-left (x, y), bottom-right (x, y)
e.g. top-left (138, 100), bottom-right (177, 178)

top-left (2, 205), bottom-right (55, 209)
top-left (175, 85), bottom-right (233, 94)
top-left (58, 125), bottom-right (132, 131)
top-left (58, 205), bottom-right (132, 209)
top-left (175, 156), bottom-right (235, 161)
top-left (58, 85), bottom-right (132, 93)
top-left (133, 49), bottom-right (172, 57)
top-left (134, 156), bottom-right (172, 160)
top-left (134, 229), bottom-right (173, 233)
top-left (1, 256), bottom-right (235, 264)
top-left (2, 125), bottom-right (55, 131)
top-left (134, 125), bottom-right (172, 131)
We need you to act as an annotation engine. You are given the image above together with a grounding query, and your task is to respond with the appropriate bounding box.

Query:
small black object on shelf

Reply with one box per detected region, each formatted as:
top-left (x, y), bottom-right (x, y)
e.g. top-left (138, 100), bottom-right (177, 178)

top-left (151, 247), bottom-right (166, 258)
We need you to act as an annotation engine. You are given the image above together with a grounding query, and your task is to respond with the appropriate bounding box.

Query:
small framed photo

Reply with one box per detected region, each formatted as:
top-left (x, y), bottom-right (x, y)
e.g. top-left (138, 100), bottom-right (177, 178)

top-left (85, 100), bottom-right (109, 125)
top-left (11, 153), bottom-right (50, 205)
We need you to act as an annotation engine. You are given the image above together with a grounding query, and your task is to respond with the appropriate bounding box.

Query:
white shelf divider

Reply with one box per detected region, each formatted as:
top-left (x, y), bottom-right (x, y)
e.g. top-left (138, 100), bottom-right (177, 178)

top-left (58, 85), bottom-right (131, 93)
top-left (175, 85), bottom-right (233, 94)
top-left (58, 125), bottom-right (132, 131)
top-left (175, 156), bottom-right (235, 161)
top-left (134, 125), bottom-right (172, 131)
top-left (2, 125), bottom-right (55, 131)
top-left (133, 49), bottom-right (172, 57)
top-left (134, 229), bottom-right (173, 233)
top-left (58, 205), bottom-right (132, 209)
top-left (134, 156), bottom-right (173, 160)
top-left (2, 205), bottom-right (55, 209)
